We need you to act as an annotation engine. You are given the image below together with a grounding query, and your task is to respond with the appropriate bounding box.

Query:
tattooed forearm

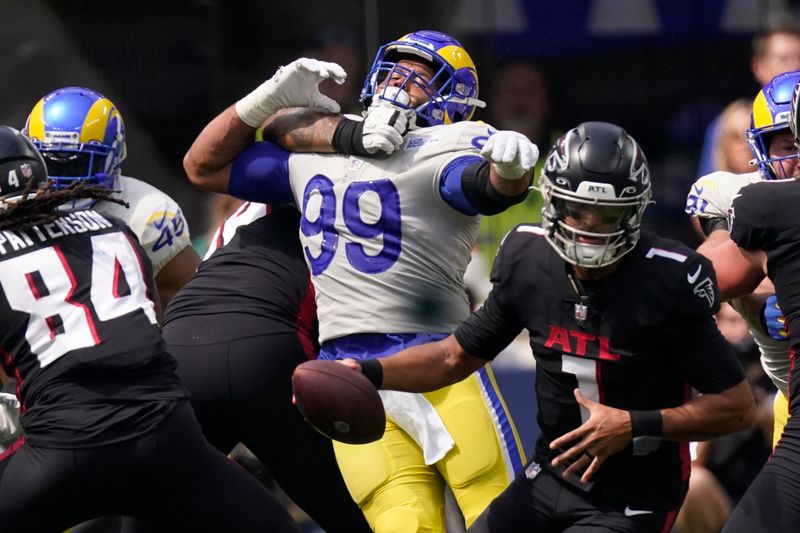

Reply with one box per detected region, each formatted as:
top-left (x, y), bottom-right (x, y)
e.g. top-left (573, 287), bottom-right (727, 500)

top-left (261, 107), bottom-right (341, 152)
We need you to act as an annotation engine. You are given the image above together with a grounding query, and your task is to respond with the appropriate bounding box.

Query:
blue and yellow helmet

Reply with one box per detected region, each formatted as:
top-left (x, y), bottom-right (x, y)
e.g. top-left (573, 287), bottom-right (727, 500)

top-left (746, 70), bottom-right (800, 179)
top-left (23, 87), bottom-right (126, 190)
top-left (360, 30), bottom-right (485, 127)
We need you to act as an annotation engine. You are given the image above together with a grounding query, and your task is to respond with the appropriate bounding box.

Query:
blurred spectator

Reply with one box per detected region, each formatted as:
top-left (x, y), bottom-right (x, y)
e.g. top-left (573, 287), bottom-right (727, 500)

top-left (478, 60), bottom-right (555, 262)
top-left (488, 61), bottom-right (552, 149)
top-left (713, 99), bottom-right (755, 175)
top-left (697, 25), bottom-right (800, 176)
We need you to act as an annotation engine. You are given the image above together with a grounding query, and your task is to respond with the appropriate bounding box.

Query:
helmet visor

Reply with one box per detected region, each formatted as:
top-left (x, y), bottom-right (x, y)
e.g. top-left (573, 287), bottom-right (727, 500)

top-left (555, 198), bottom-right (636, 227)
top-left (41, 148), bottom-right (108, 180)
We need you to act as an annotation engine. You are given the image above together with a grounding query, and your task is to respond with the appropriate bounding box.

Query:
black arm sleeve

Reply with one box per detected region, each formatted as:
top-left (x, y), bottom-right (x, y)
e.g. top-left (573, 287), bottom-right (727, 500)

top-left (332, 118), bottom-right (372, 157)
top-left (699, 216), bottom-right (729, 236)
top-left (460, 161), bottom-right (531, 215)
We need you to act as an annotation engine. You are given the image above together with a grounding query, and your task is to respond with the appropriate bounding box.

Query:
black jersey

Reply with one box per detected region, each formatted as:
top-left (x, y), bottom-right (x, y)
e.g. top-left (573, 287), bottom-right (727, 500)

top-left (163, 203), bottom-right (317, 351)
top-left (731, 180), bottom-right (800, 401)
top-left (730, 180), bottom-right (800, 348)
top-left (0, 210), bottom-right (187, 448)
top-left (455, 225), bottom-right (745, 509)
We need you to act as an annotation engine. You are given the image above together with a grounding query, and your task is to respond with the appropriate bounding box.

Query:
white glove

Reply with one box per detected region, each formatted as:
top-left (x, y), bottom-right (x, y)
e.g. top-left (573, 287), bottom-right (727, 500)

top-left (0, 392), bottom-right (21, 447)
top-left (362, 87), bottom-right (414, 155)
top-left (480, 130), bottom-right (539, 180)
top-left (235, 58), bottom-right (347, 127)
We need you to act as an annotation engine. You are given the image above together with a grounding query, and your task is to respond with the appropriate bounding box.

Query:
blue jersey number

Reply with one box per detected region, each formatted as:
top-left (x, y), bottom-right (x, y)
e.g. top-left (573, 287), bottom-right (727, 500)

top-left (301, 175), bottom-right (402, 276)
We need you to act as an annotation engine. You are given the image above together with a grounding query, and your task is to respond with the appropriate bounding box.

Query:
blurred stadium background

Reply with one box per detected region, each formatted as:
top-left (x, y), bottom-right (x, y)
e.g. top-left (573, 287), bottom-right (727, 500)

top-left (3, 0), bottom-right (797, 245)
top-left (1, 2), bottom-right (794, 529)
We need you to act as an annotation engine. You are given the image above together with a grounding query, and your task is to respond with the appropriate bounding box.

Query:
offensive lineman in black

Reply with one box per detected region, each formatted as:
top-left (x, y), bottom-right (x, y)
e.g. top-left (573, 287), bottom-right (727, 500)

top-left (0, 126), bottom-right (302, 532)
top-left (701, 85), bottom-right (800, 531)
top-left (343, 122), bottom-right (755, 532)
top-left (161, 201), bottom-right (371, 533)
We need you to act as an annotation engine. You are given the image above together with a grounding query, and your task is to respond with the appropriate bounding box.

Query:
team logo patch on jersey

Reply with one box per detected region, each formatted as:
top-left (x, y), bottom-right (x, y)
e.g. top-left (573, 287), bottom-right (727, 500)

top-left (687, 265), bottom-right (702, 284)
top-left (574, 302), bottom-right (588, 322)
top-left (525, 461), bottom-right (542, 479)
top-left (693, 277), bottom-right (715, 307)
top-left (404, 135), bottom-right (440, 150)
top-left (347, 158), bottom-right (364, 172)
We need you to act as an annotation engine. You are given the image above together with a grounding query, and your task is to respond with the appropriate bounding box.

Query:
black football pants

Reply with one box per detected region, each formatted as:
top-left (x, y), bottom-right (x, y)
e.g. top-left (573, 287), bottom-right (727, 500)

top-left (163, 315), bottom-right (371, 533)
top-left (0, 401), bottom-right (301, 532)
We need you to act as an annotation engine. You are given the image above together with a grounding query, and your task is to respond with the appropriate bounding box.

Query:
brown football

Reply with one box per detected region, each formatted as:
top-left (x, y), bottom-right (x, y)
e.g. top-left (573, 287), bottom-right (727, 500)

top-left (292, 359), bottom-right (385, 444)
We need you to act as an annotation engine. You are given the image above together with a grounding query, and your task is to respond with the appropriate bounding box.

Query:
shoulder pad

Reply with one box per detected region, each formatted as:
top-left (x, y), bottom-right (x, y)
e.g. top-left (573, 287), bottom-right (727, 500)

top-left (686, 170), bottom-right (758, 218)
top-left (641, 236), bottom-right (720, 317)
top-left (490, 223), bottom-right (548, 280)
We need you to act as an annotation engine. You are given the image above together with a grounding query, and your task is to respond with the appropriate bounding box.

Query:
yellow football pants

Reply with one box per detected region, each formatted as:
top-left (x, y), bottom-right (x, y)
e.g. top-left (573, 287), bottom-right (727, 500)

top-left (333, 365), bottom-right (525, 533)
top-left (773, 390), bottom-right (790, 449)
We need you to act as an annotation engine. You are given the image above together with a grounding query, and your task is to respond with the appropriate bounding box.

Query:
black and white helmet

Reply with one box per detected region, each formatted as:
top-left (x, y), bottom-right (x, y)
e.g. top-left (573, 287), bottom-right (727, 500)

top-left (791, 79), bottom-right (800, 149)
top-left (0, 125), bottom-right (48, 205)
top-left (538, 121), bottom-right (652, 268)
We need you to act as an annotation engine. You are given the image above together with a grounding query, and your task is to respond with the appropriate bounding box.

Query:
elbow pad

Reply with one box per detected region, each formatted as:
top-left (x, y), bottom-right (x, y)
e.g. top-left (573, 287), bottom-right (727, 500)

top-left (461, 161), bottom-right (530, 215)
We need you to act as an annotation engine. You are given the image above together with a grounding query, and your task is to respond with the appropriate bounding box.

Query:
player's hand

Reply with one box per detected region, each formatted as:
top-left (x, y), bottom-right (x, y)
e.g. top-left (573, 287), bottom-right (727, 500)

top-left (763, 294), bottom-right (788, 341)
top-left (362, 87), bottom-right (414, 155)
top-left (0, 392), bottom-right (21, 446)
top-left (549, 388), bottom-right (632, 484)
top-left (481, 130), bottom-right (539, 181)
top-left (235, 58), bottom-right (346, 127)
top-left (336, 358), bottom-right (362, 372)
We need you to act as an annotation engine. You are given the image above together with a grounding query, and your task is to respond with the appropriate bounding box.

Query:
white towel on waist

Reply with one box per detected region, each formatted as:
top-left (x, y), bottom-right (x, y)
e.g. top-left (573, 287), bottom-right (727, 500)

top-left (379, 389), bottom-right (454, 465)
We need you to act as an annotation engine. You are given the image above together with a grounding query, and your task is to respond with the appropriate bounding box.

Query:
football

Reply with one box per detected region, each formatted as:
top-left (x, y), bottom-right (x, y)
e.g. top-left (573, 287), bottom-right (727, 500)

top-left (292, 359), bottom-right (385, 444)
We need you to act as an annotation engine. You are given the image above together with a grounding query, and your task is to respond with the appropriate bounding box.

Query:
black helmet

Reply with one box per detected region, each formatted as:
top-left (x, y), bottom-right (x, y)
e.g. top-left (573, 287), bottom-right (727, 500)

top-left (0, 125), bottom-right (48, 203)
top-left (791, 78), bottom-right (800, 150)
top-left (538, 121), bottom-right (651, 268)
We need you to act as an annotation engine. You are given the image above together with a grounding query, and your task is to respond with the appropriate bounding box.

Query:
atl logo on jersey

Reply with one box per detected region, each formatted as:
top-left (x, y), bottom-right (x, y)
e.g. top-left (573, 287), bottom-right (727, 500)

top-left (544, 325), bottom-right (620, 361)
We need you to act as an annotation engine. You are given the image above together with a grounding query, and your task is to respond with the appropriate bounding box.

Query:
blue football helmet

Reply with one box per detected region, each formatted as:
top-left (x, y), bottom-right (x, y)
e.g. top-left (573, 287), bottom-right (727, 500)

top-left (23, 87), bottom-right (126, 190)
top-left (746, 70), bottom-right (800, 179)
top-left (360, 30), bottom-right (485, 127)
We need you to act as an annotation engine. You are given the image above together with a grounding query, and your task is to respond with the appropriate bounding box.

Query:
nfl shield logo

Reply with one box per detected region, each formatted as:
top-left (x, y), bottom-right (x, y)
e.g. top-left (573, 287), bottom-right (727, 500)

top-left (574, 303), bottom-right (588, 322)
top-left (21, 164), bottom-right (32, 178)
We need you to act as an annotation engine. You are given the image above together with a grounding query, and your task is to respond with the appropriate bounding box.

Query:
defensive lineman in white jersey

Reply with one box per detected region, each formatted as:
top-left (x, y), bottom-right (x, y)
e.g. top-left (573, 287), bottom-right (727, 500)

top-left (688, 169), bottom-right (789, 390)
top-left (97, 175), bottom-right (192, 274)
top-left (24, 86), bottom-right (199, 310)
top-left (184, 30), bottom-right (539, 532)
top-left (686, 70), bottom-right (800, 446)
top-left (290, 120), bottom-right (490, 341)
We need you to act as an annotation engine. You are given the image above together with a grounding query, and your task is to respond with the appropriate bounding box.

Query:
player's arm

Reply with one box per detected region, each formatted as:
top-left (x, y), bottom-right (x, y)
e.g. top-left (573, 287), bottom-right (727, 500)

top-left (549, 377), bottom-right (754, 484)
top-left (344, 271), bottom-right (524, 391)
top-left (439, 131), bottom-right (539, 216)
top-left (183, 105), bottom-right (335, 194)
top-left (700, 234), bottom-right (766, 300)
top-left (184, 58), bottom-right (345, 193)
top-left (342, 335), bottom-right (486, 392)
top-left (185, 59), bottom-right (406, 194)
top-left (660, 381), bottom-right (754, 441)
top-left (154, 245), bottom-right (201, 310)
top-left (184, 104), bottom-right (258, 194)
top-left (695, 227), bottom-right (730, 254)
